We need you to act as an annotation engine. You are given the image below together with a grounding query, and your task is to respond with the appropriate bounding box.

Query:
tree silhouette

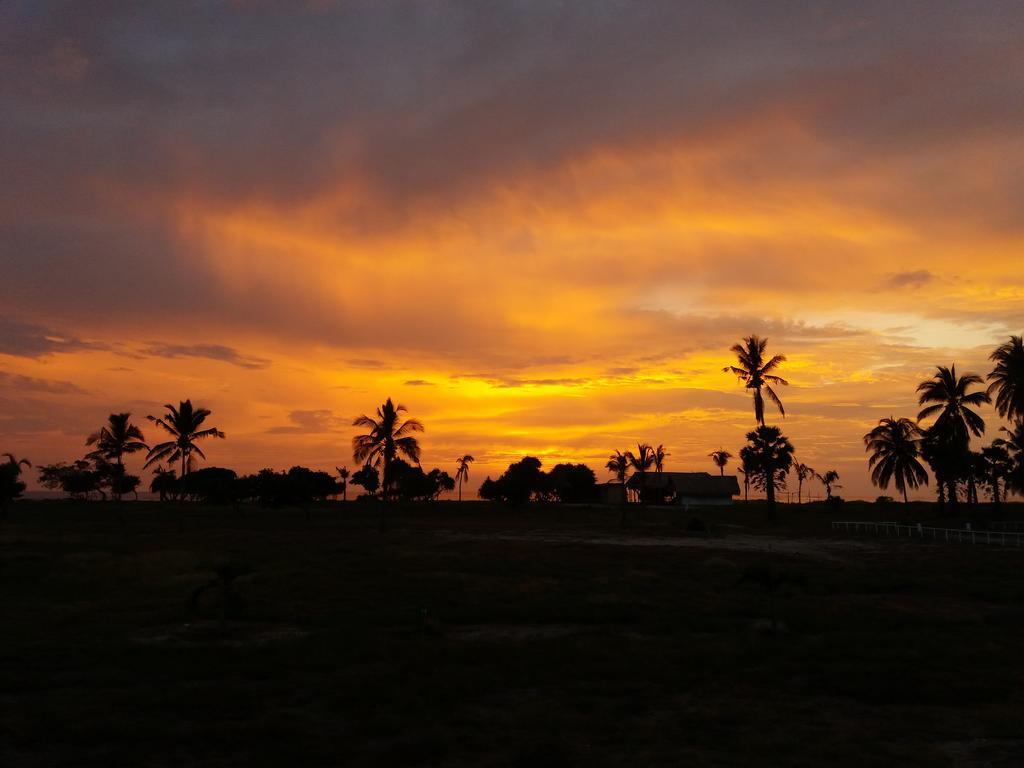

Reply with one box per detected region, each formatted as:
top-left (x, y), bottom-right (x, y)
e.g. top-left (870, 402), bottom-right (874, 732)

top-left (737, 466), bottom-right (749, 501)
top-left (793, 462), bottom-right (814, 504)
top-left (454, 454), bottom-right (474, 502)
top-left (351, 398), bottom-right (423, 502)
top-left (988, 335), bottom-right (1024, 424)
top-left (335, 466), bottom-right (350, 501)
top-left (999, 423), bottom-right (1024, 496)
top-left (605, 450), bottom-right (629, 483)
top-left (653, 444), bottom-right (669, 473)
top-left (86, 413), bottom-right (148, 501)
top-left (981, 441), bottom-right (1013, 505)
top-left (626, 444), bottom-right (655, 475)
top-left (1, 454), bottom-right (31, 516)
top-left (708, 449), bottom-right (732, 476)
top-left (724, 335), bottom-right (788, 425)
top-left (145, 401), bottom-right (225, 479)
top-left (816, 470), bottom-right (841, 501)
top-left (863, 417), bottom-right (928, 504)
top-left (739, 426), bottom-right (794, 513)
top-left (917, 365), bottom-right (990, 504)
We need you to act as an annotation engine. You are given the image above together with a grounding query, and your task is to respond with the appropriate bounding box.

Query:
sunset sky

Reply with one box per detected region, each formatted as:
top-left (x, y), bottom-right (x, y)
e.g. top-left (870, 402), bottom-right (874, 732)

top-left (2, 1), bottom-right (1022, 499)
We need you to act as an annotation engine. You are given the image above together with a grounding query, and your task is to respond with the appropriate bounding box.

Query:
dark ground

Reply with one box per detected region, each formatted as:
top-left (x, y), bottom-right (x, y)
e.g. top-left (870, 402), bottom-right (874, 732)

top-left (3, 500), bottom-right (1024, 766)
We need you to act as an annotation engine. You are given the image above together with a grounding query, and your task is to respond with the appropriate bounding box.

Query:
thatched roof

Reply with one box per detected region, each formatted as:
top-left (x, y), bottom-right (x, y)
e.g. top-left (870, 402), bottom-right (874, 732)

top-left (626, 472), bottom-right (739, 498)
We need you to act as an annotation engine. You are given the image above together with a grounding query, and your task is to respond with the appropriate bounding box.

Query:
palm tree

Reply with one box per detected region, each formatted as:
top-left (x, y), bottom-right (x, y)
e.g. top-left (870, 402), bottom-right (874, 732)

top-left (917, 365), bottom-right (990, 504)
top-left (737, 466), bottom-right (750, 501)
top-left (1, 454), bottom-right (31, 516)
top-left (816, 470), bottom-right (841, 501)
top-left (335, 466), bottom-right (350, 501)
top-left (988, 335), bottom-right (1024, 424)
top-left (454, 454), bottom-right (474, 501)
top-left (980, 442), bottom-right (1012, 505)
top-left (739, 426), bottom-right (794, 513)
top-left (793, 462), bottom-right (814, 504)
top-left (653, 444), bottom-right (669, 473)
top-left (351, 398), bottom-right (423, 502)
top-left (999, 423), bottom-right (1024, 497)
top-left (863, 417), bottom-right (928, 504)
top-left (708, 449), bottom-right (732, 476)
top-left (724, 335), bottom-right (789, 425)
top-left (626, 443), bottom-right (655, 475)
top-left (144, 400), bottom-right (225, 479)
top-left (86, 413), bottom-right (148, 501)
top-left (606, 450), bottom-right (629, 484)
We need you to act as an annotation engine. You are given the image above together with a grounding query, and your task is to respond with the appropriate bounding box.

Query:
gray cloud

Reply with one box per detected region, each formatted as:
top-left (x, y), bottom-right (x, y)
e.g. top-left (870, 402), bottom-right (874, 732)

top-left (140, 343), bottom-right (271, 370)
top-left (887, 270), bottom-right (935, 289)
top-left (268, 409), bottom-right (347, 435)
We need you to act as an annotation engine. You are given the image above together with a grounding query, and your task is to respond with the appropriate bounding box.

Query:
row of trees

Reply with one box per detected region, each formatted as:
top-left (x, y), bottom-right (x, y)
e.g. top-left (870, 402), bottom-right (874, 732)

top-left (862, 336), bottom-right (1024, 505)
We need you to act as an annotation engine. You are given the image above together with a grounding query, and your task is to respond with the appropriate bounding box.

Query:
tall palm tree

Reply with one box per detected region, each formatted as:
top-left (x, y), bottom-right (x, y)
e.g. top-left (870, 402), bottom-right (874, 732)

top-left (144, 400), bottom-right (225, 479)
top-left (988, 335), bottom-right (1024, 424)
top-left (816, 470), bottom-right (841, 501)
top-left (863, 417), bottom-right (928, 504)
top-left (606, 450), bottom-right (629, 484)
top-left (917, 364), bottom-right (990, 504)
top-left (739, 425), bottom-right (794, 513)
top-left (86, 413), bottom-right (148, 501)
top-left (999, 423), bottom-right (1024, 496)
top-left (653, 444), bottom-right (669, 473)
top-left (980, 442), bottom-right (1012, 505)
top-left (351, 398), bottom-right (423, 502)
top-left (737, 466), bottom-right (750, 501)
top-left (626, 444), bottom-right (655, 475)
top-left (724, 335), bottom-right (788, 425)
top-left (708, 449), bottom-right (732, 476)
top-left (793, 462), bottom-right (814, 504)
top-left (454, 454), bottom-right (474, 501)
top-left (335, 466), bottom-right (350, 501)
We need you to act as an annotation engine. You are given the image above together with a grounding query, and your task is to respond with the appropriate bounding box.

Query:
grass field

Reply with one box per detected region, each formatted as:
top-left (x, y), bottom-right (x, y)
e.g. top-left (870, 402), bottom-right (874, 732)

top-left (3, 500), bottom-right (1024, 766)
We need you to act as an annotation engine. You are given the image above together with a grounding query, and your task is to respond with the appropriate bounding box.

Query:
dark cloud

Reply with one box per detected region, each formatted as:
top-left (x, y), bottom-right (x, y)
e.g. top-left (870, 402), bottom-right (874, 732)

top-left (0, 370), bottom-right (87, 395)
top-left (887, 270), bottom-right (935, 289)
top-left (140, 343), bottom-right (271, 370)
top-left (403, 379), bottom-right (435, 387)
top-left (268, 409), bottom-right (347, 434)
top-left (0, 317), bottom-right (108, 358)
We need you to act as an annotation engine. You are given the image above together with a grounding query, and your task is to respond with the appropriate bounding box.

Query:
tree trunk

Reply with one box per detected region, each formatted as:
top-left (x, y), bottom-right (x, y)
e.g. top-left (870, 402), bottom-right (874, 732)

top-left (903, 485), bottom-right (909, 504)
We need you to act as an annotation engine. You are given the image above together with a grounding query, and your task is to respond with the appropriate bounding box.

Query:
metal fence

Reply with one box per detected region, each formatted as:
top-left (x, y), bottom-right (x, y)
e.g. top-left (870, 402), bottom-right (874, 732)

top-left (831, 520), bottom-right (1024, 547)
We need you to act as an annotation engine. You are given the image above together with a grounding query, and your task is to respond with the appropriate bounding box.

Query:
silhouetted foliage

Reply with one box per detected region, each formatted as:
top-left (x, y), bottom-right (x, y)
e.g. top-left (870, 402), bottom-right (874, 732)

top-left (352, 398), bottom-right (422, 502)
top-left (863, 417), bottom-right (928, 504)
top-left (335, 466), bottom-right (350, 501)
top-left (149, 466), bottom-right (179, 501)
top-left (86, 413), bottom-right (148, 500)
top-left (981, 441), bottom-right (1013, 504)
top-left (242, 467), bottom-right (337, 507)
top-left (1, 453), bottom-right (31, 511)
top-left (605, 450), bottom-right (629, 484)
top-left (387, 459), bottom-right (454, 501)
top-left (350, 465), bottom-right (380, 497)
top-left (181, 467), bottom-right (239, 504)
top-left (546, 463), bottom-right (598, 503)
top-left (454, 454), bottom-right (474, 502)
top-left (816, 469), bottom-right (841, 502)
top-left (708, 448), bottom-right (732, 476)
top-left (739, 426), bottom-right (794, 512)
top-left (998, 423), bottom-right (1024, 496)
top-left (724, 335), bottom-right (788, 426)
top-left (988, 335), bottom-right (1024, 424)
top-left (145, 400), bottom-right (225, 477)
top-left (793, 462), bottom-right (814, 504)
top-left (38, 460), bottom-right (103, 500)
top-left (478, 456), bottom-right (547, 505)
